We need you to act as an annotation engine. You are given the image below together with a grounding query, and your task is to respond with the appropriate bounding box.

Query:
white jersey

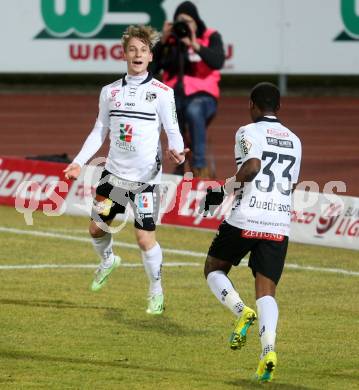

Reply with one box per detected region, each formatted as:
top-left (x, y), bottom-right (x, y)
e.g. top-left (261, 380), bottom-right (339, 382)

top-left (226, 116), bottom-right (302, 236)
top-left (73, 73), bottom-right (184, 184)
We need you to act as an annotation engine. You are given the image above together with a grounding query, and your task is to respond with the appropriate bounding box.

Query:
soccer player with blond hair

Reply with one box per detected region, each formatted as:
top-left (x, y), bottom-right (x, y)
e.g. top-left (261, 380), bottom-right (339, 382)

top-left (64, 25), bottom-right (188, 314)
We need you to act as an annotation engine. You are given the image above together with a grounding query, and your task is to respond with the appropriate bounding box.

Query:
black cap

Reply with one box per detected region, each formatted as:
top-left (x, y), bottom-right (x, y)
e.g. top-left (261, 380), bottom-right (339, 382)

top-left (174, 1), bottom-right (206, 36)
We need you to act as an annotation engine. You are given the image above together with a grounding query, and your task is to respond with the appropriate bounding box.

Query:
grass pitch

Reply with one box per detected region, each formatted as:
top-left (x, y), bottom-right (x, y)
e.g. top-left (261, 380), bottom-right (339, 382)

top-left (0, 205), bottom-right (358, 389)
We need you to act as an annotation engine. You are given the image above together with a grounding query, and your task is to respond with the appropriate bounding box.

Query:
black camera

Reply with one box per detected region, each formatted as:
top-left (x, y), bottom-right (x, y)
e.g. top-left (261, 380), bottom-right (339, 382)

top-left (172, 21), bottom-right (191, 39)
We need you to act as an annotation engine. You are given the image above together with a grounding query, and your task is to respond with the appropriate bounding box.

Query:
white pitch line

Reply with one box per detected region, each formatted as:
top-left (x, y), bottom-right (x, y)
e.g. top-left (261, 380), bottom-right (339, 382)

top-left (0, 262), bottom-right (201, 270)
top-left (0, 227), bottom-right (204, 258)
top-left (0, 226), bottom-right (358, 277)
top-left (46, 227), bottom-right (89, 233)
top-left (0, 262), bottom-right (358, 276)
top-left (285, 263), bottom-right (359, 276)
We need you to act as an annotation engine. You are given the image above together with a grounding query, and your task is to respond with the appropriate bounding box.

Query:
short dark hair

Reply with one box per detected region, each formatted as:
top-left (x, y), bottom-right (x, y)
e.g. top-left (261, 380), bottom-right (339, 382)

top-left (250, 82), bottom-right (280, 111)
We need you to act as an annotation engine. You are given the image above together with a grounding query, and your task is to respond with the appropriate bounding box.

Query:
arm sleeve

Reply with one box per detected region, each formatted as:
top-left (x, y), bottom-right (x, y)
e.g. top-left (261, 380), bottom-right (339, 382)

top-left (73, 87), bottom-right (109, 167)
top-left (234, 127), bottom-right (263, 166)
top-left (197, 32), bottom-right (225, 70)
top-left (158, 89), bottom-right (184, 152)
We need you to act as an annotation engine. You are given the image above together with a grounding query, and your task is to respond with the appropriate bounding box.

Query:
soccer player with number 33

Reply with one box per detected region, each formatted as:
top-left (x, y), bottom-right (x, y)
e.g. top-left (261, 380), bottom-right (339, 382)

top-left (200, 82), bottom-right (302, 382)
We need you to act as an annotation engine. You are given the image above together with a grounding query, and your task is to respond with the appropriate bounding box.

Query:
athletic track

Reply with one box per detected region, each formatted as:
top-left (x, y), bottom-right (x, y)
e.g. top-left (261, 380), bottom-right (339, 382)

top-left (0, 95), bottom-right (358, 196)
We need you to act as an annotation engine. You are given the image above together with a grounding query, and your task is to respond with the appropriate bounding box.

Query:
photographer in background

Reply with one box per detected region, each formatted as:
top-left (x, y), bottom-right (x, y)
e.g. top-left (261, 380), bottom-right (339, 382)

top-left (151, 1), bottom-right (225, 177)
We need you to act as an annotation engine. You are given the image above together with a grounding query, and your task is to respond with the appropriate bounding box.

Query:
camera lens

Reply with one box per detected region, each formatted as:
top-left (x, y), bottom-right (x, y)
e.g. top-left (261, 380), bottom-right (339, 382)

top-left (172, 21), bottom-right (191, 39)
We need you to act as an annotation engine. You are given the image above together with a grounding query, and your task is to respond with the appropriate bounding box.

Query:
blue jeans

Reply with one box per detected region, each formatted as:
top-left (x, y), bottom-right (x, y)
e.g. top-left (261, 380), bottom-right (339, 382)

top-left (176, 94), bottom-right (217, 168)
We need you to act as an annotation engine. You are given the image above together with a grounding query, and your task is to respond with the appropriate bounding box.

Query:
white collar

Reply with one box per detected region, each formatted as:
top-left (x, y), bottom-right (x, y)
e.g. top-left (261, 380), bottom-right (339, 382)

top-left (125, 72), bottom-right (148, 86)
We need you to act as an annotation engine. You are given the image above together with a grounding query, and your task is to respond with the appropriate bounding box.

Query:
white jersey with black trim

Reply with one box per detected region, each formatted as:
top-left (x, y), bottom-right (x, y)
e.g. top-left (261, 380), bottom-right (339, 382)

top-left (226, 116), bottom-right (302, 236)
top-left (73, 73), bottom-right (184, 184)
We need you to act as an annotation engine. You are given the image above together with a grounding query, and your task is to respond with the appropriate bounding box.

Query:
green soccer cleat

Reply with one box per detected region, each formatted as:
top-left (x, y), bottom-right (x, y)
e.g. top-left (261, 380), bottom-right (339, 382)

top-left (255, 351), bottom-right (277, 383)
top-left (229, 306), bottom-right (257, 350)
top-left (146, 293), bottom-right (164, 315)
top-left (91, 256), bottom-right (121, 292)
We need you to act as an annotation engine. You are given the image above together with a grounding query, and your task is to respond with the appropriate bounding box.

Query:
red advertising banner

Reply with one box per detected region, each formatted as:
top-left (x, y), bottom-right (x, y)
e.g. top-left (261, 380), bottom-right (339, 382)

top-left (0, 157), bottom-right (72, 212)
top-left (161, 177), bottom-right (230, 230)
top-left (1, 157), bottom-right (358, 250)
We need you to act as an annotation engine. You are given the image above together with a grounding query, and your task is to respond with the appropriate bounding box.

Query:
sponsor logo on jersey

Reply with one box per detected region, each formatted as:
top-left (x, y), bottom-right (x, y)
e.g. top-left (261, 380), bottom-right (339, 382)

top-left (115, 124), bottom-right (136, 151)
top-left (241, 229), bottom-right (285, 241)
top-left (240, 137), bottom-right (252, 156)
top-left (107, 175), bottom-right (142, 190)
top-left (267, 128), bottom-right (289, 137)
top-left (115, 140), bottom-right (136, 152)
top-left (119, 124), bottom-right (133, 142)
top-left (266, 137), bottom-right (293, 148)
top-left (146, 91), bottom-right (157, 102)
top-left (151, 80), bottom-right (168, 91)
top-left (277, 139), bottom-right (293, 148)
top-left (139, 194), bottom-right (148, 208)
top-left (136, 193), bottom-right (154, 213)
top-left (111, 89), bottom-right (120, 98)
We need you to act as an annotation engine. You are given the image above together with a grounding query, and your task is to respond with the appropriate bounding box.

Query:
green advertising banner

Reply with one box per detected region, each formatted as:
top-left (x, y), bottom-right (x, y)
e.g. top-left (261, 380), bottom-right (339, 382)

top-left (0, 0), bottom-right (358, 74)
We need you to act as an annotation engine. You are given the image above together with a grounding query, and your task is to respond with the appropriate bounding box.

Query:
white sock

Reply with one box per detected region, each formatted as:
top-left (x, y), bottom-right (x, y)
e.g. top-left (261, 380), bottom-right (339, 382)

top-left (92, 233), bottom-right (115, 268)
top-left (207, 270), bottom-right (245, 316)
top-left (256, 295), bottom-right (278, 357)
top-left (141, 242), bottom-right (163, 297)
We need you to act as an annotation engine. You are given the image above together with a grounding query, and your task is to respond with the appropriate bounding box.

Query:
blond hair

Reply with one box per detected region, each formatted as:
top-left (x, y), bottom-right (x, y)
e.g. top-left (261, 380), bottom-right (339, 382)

top-left (122, 25), bottom-right (160, 52)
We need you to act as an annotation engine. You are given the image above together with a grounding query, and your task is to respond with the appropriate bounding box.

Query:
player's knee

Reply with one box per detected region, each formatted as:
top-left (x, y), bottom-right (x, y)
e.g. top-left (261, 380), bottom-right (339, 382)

top-left (136, 231), bottom-right (155, 251)
top-left (204, 255), bottom-right (231, 279)
top-left (204, 256), bottom-right (216, 279)
top-left (255, 272), bottom-right (277, 298)
top-left (89, 222), bottom-right (105, 238)
top-left (137, 237), bottom-right (147, 251)
top-left (204, 265), bottom-right (210, 279)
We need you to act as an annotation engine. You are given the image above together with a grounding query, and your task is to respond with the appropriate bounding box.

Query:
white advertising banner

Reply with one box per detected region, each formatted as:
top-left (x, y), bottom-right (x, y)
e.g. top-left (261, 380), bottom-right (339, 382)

top-left (291, 190), bottom-right (359, 251)
top-left (0, 0), bottom-right (359, 74)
